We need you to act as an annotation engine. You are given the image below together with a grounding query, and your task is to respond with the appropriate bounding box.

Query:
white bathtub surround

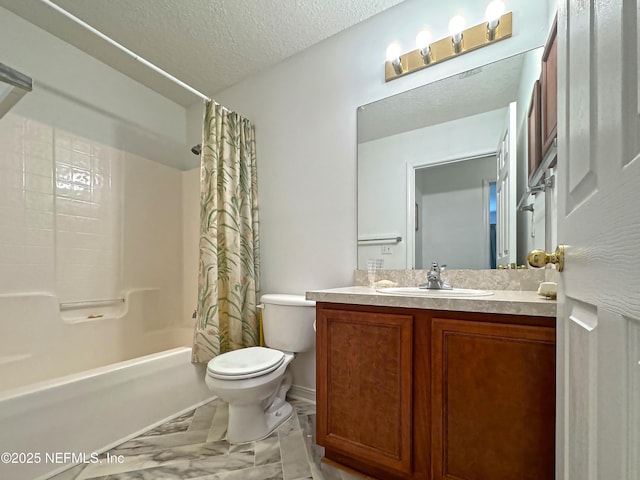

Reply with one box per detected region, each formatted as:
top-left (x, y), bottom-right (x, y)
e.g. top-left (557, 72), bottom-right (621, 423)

top-left (193, 101), bottom-right (261, 363)
top-left (0, 111), bottom-right (190, 391)
top-left (0, 348), bottom-right (213, 480)
top-left (0, 7), bottom-right (194, 394)
top-left (0, 290), bottom-right (193, 391)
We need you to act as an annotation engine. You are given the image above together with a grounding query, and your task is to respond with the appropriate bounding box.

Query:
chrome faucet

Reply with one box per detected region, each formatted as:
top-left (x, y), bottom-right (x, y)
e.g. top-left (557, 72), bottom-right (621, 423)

top-left (419, 262), bottom-right (452, 290)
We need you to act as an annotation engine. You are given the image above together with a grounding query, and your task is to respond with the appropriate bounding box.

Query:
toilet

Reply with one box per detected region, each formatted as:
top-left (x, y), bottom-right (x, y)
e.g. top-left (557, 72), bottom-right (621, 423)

top-left (205, 294), bottom-right (316, 443)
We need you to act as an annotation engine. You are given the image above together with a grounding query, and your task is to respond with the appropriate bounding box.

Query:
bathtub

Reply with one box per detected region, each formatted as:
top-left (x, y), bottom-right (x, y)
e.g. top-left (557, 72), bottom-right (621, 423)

top-left (0, 347), bottom-right (214, 480)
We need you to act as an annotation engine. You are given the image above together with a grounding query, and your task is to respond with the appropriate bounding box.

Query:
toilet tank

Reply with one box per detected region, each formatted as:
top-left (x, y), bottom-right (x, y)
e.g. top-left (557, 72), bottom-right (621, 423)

top-left (260, 294), bottom-right (316, 353)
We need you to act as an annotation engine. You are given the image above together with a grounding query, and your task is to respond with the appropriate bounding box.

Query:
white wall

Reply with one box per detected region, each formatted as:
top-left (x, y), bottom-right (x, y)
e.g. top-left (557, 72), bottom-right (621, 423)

top-left (182, 0), bottom-right (551, 389)
top-left (358, 109), bottom-right (505, 270)
top-left (547, 0), bottom-right (558, 27)
top-left (416, 155), bottom-right (496, 269)
top-left (0, 8), bottom-right (193, 391)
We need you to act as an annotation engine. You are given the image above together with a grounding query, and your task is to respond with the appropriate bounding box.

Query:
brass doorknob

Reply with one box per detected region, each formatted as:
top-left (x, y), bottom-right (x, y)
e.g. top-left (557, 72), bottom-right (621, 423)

top-left (527, 245), bottom-right (565, 272)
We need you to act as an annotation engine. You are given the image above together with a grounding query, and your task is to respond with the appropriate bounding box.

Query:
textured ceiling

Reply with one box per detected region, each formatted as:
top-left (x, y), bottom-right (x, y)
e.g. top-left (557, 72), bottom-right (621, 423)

top-left (358, 50), bottom-right (534, 143)
top-left (0, 0), bottom-right (405, 106)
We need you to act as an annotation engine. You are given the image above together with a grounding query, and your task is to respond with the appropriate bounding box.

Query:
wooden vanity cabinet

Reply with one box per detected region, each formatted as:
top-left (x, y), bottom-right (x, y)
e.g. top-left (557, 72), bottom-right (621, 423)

top-left (315, 303), bottom-right (555, 480)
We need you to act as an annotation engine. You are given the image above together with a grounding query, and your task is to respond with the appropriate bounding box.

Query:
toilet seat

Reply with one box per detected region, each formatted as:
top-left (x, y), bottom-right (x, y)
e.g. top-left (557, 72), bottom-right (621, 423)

top-left (207, 346), bottom-right (285, 380)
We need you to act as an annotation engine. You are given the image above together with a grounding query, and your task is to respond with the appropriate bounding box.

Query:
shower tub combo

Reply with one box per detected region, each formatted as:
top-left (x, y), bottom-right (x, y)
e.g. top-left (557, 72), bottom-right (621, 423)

top-left (0, 291), bottom-right (213, 480)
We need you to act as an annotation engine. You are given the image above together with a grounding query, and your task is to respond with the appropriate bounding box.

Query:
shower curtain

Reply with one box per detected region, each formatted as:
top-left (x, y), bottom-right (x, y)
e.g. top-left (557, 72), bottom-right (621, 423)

top-left (192, 100), bottom-right (260, 363)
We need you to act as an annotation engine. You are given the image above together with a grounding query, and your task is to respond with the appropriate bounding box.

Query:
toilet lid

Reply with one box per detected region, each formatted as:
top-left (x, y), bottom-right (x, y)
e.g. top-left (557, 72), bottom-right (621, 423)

top-left (207, 347), bottom-right (285, 379)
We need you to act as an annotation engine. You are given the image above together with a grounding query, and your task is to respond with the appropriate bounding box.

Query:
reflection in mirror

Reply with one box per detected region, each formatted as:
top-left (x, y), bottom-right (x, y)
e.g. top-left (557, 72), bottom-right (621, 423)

top-left (357, 48), bottom-right (546, 270)
top-left (414, 154), bottom-right (497, 269)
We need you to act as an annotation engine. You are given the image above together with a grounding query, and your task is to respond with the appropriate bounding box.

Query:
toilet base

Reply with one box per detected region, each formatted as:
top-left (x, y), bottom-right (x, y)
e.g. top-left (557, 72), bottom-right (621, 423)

top-left (226, 399), bottom-right (293, 444)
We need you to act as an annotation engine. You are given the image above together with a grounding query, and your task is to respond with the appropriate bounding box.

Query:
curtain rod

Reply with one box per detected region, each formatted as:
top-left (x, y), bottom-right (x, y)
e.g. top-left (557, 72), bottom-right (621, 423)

top-left (39, 0), bottom-right (211, 103)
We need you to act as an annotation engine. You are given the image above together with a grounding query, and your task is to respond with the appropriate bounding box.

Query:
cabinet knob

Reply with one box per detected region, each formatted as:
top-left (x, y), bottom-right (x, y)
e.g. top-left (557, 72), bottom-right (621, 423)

top-left (527, 245), bottom-right (565, 272)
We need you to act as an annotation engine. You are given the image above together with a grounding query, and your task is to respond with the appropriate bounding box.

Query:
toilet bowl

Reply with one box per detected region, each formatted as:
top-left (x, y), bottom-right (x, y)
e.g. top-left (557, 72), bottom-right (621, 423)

top-left (205, 347), bottom-right (295, 443)
top-left (204, 294), bottom-right (316, 444)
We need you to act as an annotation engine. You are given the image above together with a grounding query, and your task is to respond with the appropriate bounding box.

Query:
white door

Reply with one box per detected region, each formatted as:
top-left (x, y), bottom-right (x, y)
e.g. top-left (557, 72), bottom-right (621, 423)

top-left (557, 1), bottom-right (640, 478)
top-left (496, 102), bottom-right (517, 267)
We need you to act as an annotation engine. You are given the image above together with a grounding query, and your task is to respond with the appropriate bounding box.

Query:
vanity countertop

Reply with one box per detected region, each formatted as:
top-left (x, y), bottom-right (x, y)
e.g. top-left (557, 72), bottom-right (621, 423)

top-left (306, 286), bottom-right (556, 317)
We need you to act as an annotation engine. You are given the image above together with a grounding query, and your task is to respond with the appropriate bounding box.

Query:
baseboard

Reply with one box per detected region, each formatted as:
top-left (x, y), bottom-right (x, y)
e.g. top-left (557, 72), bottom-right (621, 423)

top-left (288, 384), bottom-right (316, 403)
top-left (321, 458), bottom-right (375, 480)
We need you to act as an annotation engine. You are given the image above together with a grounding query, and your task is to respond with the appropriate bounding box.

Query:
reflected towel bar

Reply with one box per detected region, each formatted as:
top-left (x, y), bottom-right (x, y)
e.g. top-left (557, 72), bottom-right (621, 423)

top-left (357, 235), bottom-right (402, 245)
top-left (517, 175), bottom-right (555, 211)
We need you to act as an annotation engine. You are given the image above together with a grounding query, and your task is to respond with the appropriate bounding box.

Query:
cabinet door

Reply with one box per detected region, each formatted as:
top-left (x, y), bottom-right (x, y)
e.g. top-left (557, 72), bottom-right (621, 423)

top-left (316, 307), bottom-right (413, 476)
top-left (527, 79), bottom-right (542, 181)
top-left (541, 17), bottom-right (558, 159)
top-left (431, 318), bottom-right (555, 480)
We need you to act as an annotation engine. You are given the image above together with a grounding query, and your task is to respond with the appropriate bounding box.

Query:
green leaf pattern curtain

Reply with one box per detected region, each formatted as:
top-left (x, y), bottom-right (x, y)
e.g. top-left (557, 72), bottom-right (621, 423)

top-left (192, 101), bottom-right (260, 363)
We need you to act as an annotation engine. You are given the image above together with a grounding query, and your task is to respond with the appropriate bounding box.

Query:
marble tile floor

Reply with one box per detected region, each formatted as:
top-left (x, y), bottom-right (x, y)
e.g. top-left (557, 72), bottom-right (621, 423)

top-left (48, 398), bottom-right (372, 480)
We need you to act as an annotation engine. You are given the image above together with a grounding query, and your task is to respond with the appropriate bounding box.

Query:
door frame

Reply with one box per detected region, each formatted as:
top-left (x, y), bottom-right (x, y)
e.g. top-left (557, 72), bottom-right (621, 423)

top-left (405, 151), bottom-right (496, 269)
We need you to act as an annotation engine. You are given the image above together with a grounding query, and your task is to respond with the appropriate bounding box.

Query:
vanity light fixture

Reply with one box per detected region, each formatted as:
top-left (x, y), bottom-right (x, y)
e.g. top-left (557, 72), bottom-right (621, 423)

top-left (384, 3), bottom-right (513, 82)
top-left (386, 42), bottom-right (404, 75)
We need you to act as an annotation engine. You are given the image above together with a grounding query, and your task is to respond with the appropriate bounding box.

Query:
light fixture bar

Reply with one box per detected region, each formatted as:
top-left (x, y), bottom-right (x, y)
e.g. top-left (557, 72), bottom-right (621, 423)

top-left (385, 12), bottom-right (513, 82)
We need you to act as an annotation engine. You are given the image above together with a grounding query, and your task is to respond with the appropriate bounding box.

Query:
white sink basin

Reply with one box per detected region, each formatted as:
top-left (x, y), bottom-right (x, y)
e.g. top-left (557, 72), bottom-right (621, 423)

top-left (376, 287), bottom-right (494, 298)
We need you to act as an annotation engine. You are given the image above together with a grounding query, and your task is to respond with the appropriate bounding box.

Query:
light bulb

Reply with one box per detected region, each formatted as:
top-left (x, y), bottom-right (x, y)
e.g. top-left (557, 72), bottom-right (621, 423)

top-left (485, 0), bottom-right (506, 30)
top-left (448, 15), bottom-right (466, 44)
top-left (416, 30), bottom-right (433, 64)
top-left (448, 15), bottom-right (466, 52)
top-left (386, 42), bottom-right (402, 62)
top-left (385, 42), bottom-right (403, 74)
top-left (415, 30), bottom-right (432, 50)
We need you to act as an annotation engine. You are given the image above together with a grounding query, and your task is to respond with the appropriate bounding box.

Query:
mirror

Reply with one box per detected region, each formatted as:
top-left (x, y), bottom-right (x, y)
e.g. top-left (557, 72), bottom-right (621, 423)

top-left (357, 48), bottom-right (545, 270)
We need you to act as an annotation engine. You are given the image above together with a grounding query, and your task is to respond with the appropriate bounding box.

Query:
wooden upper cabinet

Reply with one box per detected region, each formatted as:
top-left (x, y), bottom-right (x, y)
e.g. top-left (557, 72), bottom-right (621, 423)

top-left (527, 79), bottom-right (542, 180)
top-left (316, 305), bottom-right (413, 477)
top-left (541, 16), bottom-right (558, 160)
top-left (431, 317), bottom-right (556, 480)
